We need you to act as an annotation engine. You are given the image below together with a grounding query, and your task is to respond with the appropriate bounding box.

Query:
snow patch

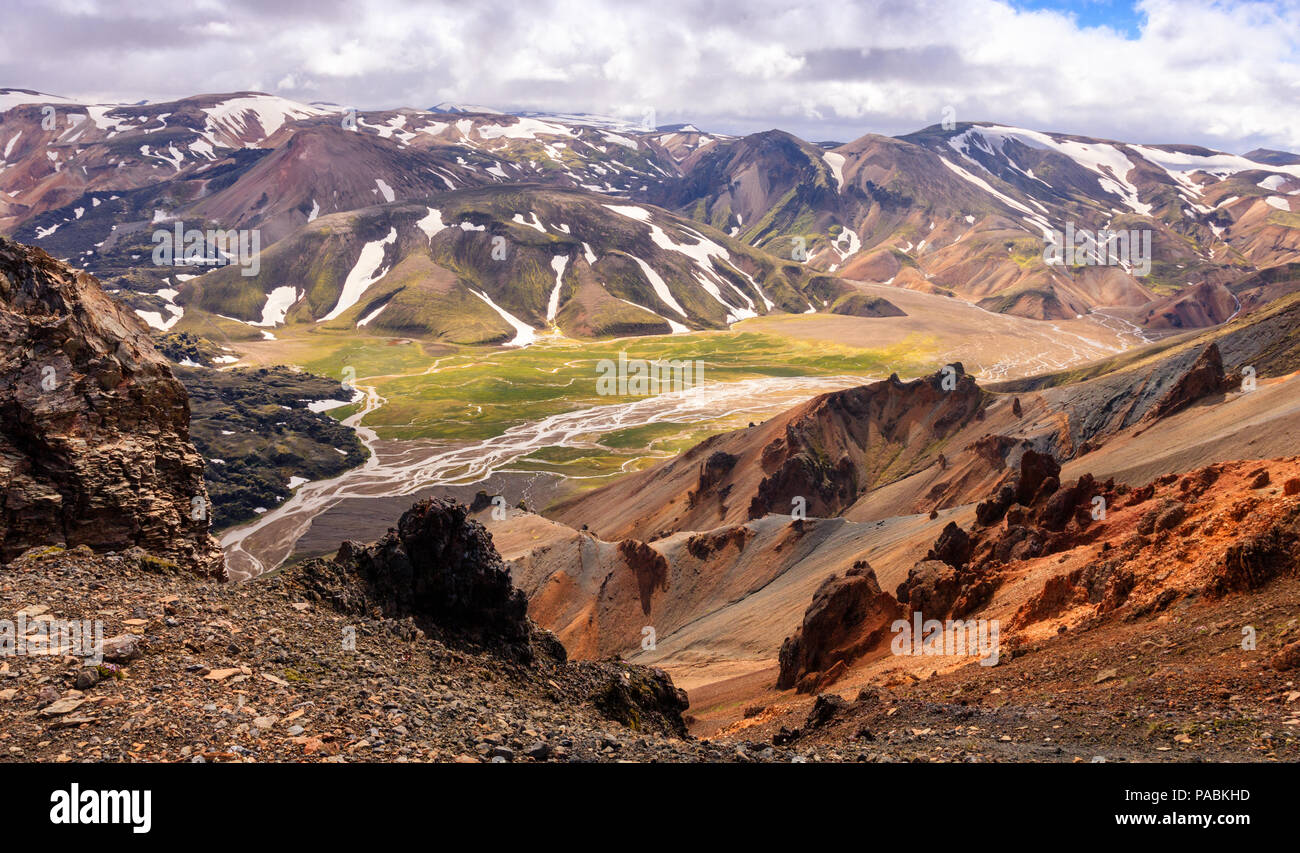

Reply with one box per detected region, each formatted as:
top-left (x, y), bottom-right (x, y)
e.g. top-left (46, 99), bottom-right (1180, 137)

top-left (940, 158), bottom-right (1052, 238)
top-left (822, 151), bottom-right (846, 191)
top-left (546, 255), bottom-right (569, 322)
top-left (250, 286), bottom-right (300, 327)
top-left (319, 228), bottom-right (398, 322)
top-left (628, 255), bottom-right (688, 318)
top-left (357, 300), bottom-right (389, 327)
top-left (478, 117), bottom-right (575, 141)
top-left (512, 211), bottom-right (546, 233)
top-left (203, 95), bottom-right (325, 146)
top-left (415, 207), bottom-right (448, 241)
top-left (470, 289), bottom-right (537, 347)
top-left (603, 204), bottom-right (652, 221)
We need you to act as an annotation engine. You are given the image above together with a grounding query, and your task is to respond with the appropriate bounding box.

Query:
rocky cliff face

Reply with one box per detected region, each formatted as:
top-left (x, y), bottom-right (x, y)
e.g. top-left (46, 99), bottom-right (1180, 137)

top-left (0, 238), bottom-right (223, 575)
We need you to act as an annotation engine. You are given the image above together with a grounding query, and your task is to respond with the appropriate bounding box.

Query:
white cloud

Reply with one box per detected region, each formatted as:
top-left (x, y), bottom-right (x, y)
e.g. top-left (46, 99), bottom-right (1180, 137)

top-left (2, 0), bottom-right (1298, 152)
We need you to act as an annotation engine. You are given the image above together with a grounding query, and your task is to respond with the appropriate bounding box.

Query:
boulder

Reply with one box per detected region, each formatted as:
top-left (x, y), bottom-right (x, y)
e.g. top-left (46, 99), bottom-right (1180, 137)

top-left (777, 562), bottom-right (902, 691)
top-left (896, 560), bottom-right (961, 618)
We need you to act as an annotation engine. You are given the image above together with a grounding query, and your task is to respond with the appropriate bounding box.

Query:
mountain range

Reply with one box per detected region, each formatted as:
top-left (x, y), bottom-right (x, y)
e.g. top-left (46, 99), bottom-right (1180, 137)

top-left (4, 88), bottom-right (1299, 346)
top-left (5, 87), bottom-right (1300, 764)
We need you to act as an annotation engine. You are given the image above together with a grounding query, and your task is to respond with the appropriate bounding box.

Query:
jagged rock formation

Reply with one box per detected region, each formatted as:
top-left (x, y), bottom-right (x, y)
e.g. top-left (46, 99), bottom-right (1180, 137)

top-left (747, 366), bottom-right (985, 521)
top-left (551, 364), bottom-right (987, 541)
top-left (777, 561), bottom-right (902, 692)
top-left (895, 559), bottom-right (963, 618)
top-left (897, 450), bottom-right (1118, 622)
top-left (904, 453), bottom-right (1297, 630)
top-left (686, 450), bottom-right (738, 507)
top-left (296, 497), bottom-right (544, 659)
top-left (290, 496), bottom-right (690, 734)
top-left (1008, 460), bottom-right (1300, 630)
top-left (973, 446), bottom-right (1062, 528)
top-left (0, 238), bottom-right (223, 574)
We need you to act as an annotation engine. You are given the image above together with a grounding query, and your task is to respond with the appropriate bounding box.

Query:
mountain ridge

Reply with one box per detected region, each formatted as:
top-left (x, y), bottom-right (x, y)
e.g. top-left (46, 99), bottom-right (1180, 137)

top-left (6, 90), bottom-right (1299, 339)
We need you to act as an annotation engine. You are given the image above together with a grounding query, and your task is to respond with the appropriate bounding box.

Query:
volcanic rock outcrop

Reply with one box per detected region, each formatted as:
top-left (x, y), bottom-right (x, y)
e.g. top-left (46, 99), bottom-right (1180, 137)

top-left (748, 366), bottom-right (985, 521)
top-left (1140, 342), bottom-right (1233, 424)
top-left (291, 496), bottom-right (691, 733)
top-left (898, 450), bottom-right (1119, 621)
top-left (298, 497), bottom-right (545, 659)
top-left (777, 561), bottom-right (903, 692)
top-left (972, 446), bottom-right (1062, 528)
top-left (0, 238), bottom-right (223, 574)
top-left (1209, 500), bottom-right (1300, 598)
top-left (550, 363), bottom-right (987, 540)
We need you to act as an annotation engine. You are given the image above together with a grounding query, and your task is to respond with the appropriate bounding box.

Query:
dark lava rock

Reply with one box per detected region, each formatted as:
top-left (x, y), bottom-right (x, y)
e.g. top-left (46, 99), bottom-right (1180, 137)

top-left (804, 693), bottom-right (849, 729)
top-left (292, 498), bottom-right (548, 661)
top-left (593, 664), bottom-right (689, 738)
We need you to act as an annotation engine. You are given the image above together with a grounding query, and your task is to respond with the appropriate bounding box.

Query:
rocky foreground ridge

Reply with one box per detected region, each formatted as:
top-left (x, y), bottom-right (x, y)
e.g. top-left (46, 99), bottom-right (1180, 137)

top-left (0, 498), bottom-right (711, 762)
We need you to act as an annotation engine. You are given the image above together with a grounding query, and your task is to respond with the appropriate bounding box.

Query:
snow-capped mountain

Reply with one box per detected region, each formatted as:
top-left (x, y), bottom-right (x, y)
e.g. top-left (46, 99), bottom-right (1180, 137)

top-left (2, 88), bottom-right (1299, 336)
top-left (655, 120), bottom-right (1300, 320)
top-left (177, 186), bottom-right (848, 343)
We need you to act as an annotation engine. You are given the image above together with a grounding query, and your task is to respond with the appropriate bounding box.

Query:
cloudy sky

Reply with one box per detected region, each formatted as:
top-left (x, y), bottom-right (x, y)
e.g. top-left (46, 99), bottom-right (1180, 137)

top-left (4, 0), bottom-right (1299, 152)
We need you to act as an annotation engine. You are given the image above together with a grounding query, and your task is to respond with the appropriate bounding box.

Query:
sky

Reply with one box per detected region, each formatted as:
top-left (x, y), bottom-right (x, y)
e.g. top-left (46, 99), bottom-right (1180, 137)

top-left (3, 0), bottom-right (1299, 153)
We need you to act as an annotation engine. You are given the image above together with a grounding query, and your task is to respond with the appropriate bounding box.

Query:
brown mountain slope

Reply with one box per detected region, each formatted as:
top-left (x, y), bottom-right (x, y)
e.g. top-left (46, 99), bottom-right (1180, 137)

top-left (549, 364), bottom-right (986, 541)
top-left (187, 124), bottom-right (490, 245)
